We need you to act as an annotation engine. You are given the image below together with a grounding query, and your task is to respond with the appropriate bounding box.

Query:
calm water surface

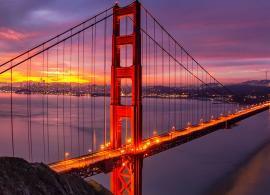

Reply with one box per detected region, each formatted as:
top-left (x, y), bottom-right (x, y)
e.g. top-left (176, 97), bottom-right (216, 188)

top-left (0, 93), bottom-right (269, 194)
top-left (93, 108), bottom-right (270, 195)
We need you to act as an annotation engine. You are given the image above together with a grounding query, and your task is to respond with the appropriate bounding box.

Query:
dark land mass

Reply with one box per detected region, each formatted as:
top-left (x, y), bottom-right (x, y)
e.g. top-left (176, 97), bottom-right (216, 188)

top-left (0, 157), bottom-right (112, 195)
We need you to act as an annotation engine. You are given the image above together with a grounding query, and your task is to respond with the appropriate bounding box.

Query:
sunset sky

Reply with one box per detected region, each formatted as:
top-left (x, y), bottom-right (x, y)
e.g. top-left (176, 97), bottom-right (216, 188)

top-left (0, 0), bottom-right (269, 83)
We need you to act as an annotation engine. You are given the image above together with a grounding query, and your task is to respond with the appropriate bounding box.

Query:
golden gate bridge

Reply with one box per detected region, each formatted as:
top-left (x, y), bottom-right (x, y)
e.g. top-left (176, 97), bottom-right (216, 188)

top-left (0, 1), bottom-right (269, 195)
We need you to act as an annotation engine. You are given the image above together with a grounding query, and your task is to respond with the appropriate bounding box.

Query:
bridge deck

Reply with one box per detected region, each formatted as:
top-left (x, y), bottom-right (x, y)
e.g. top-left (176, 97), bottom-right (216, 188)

top-left (49, 102), bottom-right (270, 177)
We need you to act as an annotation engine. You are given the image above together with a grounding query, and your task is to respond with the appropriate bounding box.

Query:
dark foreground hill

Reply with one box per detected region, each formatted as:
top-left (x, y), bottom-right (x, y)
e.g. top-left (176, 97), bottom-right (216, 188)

top-left (0, 157), bottom-right (112, 195)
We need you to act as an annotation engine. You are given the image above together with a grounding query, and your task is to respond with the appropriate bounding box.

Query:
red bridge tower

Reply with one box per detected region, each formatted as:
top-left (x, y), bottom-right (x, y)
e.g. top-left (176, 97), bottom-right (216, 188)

top-left (110, 1), bottom-right (142, 195)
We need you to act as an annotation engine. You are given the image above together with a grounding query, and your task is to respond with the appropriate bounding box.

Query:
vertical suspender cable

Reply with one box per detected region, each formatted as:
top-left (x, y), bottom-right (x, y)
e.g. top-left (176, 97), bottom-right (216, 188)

top-left (203, 71), bottom-right (206, 120)
top-left (186, 55), bottom-right (189, 126)
top-left (91, 25), bottom-right (94, 152)
top-left (208, 75), bottom-right (210, 120)
top-left (205, 72), bottom-right (207, 120)
top-left (154, 19), bottom-right (157, 131)
top-left (70, 32), bottom-right (73, 155)
top-left (161, 30), bottom-right (164, 132)
top-left (168, 36), bottom-right (171, 130)
top-left (86, 26), bottom-right (91, 153)
top-left (46, 50), bottom-right (50, 162)
top-left (77, 33), bottom-right (80, 156)
top-left (180, 49), bottom-right (183, 128)
top-left (62, 40), bottom-right (66, 158)
top-left (93, 18), bottom-right (97, 151)
top-left (86, 25), bottom-right (91, 153)
top-left (145, 11), bottom-right (149, 137)
top-left (94, 18), bottom-right (97, 150)
top-left (26, 54), bottom-right (32, 161)
top-left (191, 60), bottom-right (194, 124)
top-left (208, 77), bottom-right (212, 118)
top-left (26, 56), bottom-right (29, 160)
top-left (10, 62), bottom-right (14, 157)
top-left (42, 45), bottom-right (46, 161)
top-left (224, 88), bottom-right (226, 115)
top-left (176, 47), bottom-right (179, 128)
top-left (56, 37), bottom-right (60, 160)
top-left (174, 42), bottom-right (176, 127)
top-left (29, 58), bottom-right (33, 161)
top-left (104, 13), bottom-right (107, 145)
top-left (82, 27), bottom-right (85, 153)
top-left (202, 71), bottom-right (205, 120)
top-left (197, 63), bottom-right (199, 123)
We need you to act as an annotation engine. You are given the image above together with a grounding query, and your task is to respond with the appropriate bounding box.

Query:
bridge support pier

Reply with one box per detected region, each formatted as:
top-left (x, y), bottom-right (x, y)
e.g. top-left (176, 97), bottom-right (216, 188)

top-left (111, 156), bottom-right (142, 195)
top-left (110, 1), bottom-right (142, 195)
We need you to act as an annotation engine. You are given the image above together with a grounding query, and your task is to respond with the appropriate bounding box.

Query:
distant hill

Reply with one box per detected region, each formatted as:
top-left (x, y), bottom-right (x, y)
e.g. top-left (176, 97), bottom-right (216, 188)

top-left (229, 80), bottom-right (270, 95)
top-left (225, 81), bottom-right (270, 104)
top-left (226, 84), bottom-right (270, 96)
top-left (241, 80), bottom-right (270, 87)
